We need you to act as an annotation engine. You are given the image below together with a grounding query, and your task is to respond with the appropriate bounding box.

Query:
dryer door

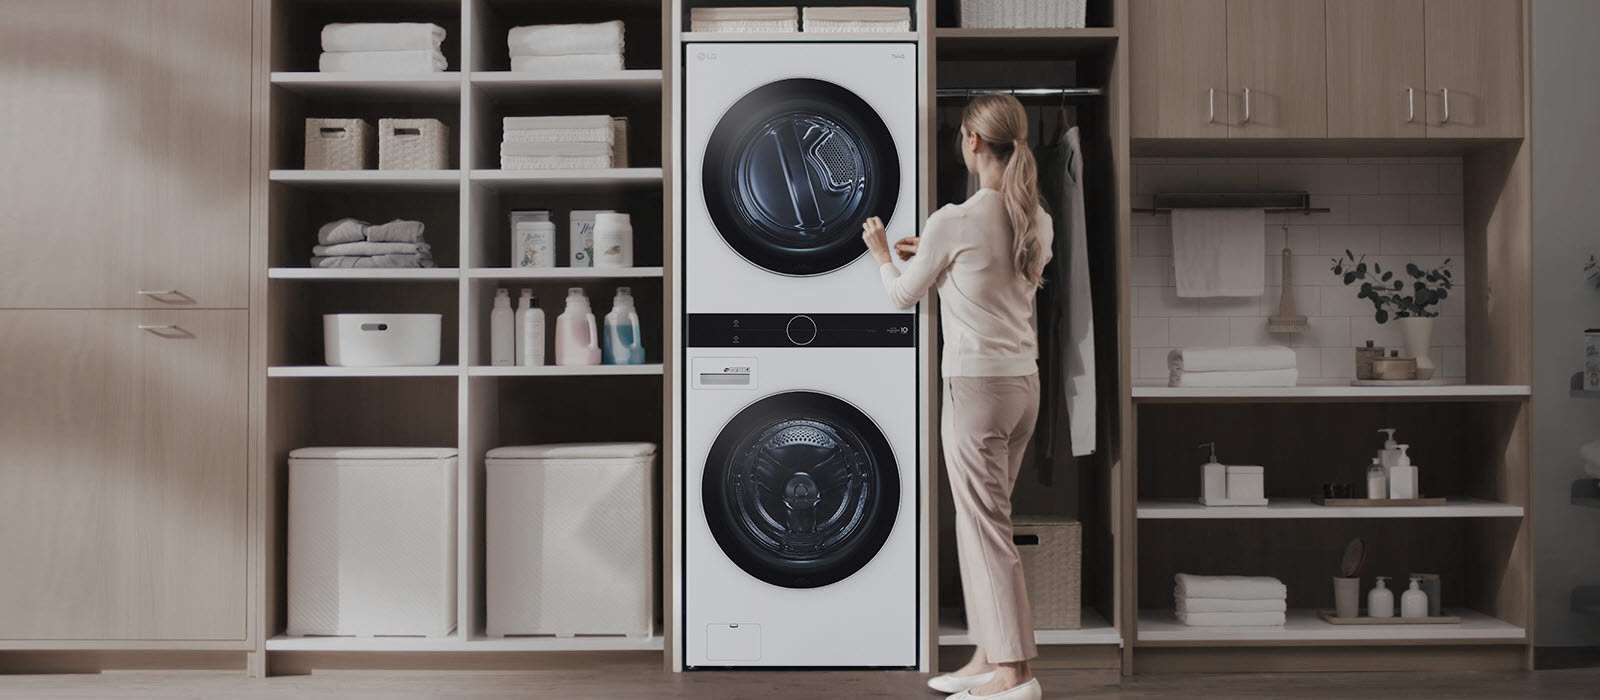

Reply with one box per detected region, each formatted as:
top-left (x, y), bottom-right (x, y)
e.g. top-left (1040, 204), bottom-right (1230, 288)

top-left (703, 391), bottom-right (900, 589)
top-left (702, 78), bottom-right (900, 277)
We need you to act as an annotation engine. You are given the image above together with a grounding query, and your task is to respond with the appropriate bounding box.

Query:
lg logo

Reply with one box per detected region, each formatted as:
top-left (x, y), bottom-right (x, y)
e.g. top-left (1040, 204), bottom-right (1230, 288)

top-left (697, 51), bottom-right (718, 61)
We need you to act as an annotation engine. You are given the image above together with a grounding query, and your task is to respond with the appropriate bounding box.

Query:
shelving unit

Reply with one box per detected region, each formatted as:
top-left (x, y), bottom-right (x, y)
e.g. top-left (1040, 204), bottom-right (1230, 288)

top-left (269, 268), bottom-right (462, 280)
top-left (1135, 609), bottom-right (1525, 645)
top-left (1132, 381), bottom-right (1532, 403)
top-left (1137, 498), bottom-right (1524, 520)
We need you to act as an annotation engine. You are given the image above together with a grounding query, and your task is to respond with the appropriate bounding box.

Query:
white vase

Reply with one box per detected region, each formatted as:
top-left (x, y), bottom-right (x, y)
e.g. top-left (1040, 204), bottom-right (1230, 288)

top-left (1397, 316), bottom-right (1436, 380)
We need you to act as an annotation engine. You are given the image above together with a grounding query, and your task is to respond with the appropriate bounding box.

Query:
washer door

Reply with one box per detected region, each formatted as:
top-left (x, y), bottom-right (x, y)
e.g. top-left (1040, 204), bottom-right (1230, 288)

top-left (703, 391), bottom-right (900, 589)
top-left (702, 78), bottom-right (901, 277)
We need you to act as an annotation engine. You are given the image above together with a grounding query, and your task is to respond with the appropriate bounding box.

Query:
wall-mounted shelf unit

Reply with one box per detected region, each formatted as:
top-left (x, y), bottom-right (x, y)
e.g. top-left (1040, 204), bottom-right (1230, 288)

top-left (1137, 498), bottom-right (1524, 520)
top-left (268, 268), bottom-right (463, 281)
top-left (1132, 381), bottom-right (1532, 402)
top-left (270, 72), bottom-right (463, 98)
top-left (268, 366), bottom-right (462, 378)
top-left (268, 170), bottom-right (462, 191)
top-left (1135, 609), bottom-right (1525, 645)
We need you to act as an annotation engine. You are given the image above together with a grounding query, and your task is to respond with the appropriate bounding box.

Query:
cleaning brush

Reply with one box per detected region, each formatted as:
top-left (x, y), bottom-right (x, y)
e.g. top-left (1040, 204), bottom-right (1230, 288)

top-left (1266, 246), bottom-right (1310, 334)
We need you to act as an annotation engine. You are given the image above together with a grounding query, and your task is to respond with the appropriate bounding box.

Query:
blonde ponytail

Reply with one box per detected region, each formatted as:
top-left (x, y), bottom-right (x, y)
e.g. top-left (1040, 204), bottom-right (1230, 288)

top-left (962, 94), bottom-right (1046, 287)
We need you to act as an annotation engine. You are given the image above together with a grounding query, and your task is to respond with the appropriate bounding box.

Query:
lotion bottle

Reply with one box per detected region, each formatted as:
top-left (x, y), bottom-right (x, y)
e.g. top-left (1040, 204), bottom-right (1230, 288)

top-left (1368, 576), bottom-right (1395, 618)
top-left (1365, 458), bottom-right (1388, 500)
top-left (490, 288), bottom-right (514, 366)
top-left (1389, 445), bottom-right (1418, 499)
top-left (515, 289), bottom-right (545, 367)
top-left (1401, 576), bottom-right (1429, 618)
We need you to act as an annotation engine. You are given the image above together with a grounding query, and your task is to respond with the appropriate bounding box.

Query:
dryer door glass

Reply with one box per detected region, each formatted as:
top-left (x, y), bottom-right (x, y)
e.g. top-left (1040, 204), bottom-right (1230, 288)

top-left (702, 78), bottom-right (900, 277)
top-left (703, 391), bottom-right (900, 589)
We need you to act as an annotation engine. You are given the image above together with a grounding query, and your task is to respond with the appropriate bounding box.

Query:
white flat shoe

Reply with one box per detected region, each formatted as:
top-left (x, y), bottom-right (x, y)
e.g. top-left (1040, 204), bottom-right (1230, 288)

top-left (927, 670), bottom-right (997, 694)
top-left (951, 678), bottom-right (1043, 700)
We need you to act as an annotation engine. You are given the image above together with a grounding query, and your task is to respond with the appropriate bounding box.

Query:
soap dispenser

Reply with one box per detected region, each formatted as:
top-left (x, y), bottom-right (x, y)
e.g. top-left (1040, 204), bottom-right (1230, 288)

top-left (1401, 576), bottom-right (1429, 618)
top-left (1199, 442), bottom-right (1227, 505)
top-left (1365, 458), bottom-right (1388, 500)
top-left (1368, 576), bottom-right (1395, 618)
top-left (1378, 429), bottom-right (1402, 469)
top-left (1389, 445), bottom-right (1418, 499)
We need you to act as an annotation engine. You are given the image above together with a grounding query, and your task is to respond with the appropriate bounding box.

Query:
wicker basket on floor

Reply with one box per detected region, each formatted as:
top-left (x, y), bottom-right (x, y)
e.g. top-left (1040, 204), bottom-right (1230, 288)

top-left (379, 118), bottom-right (450, 170)
top-left (1014, 516), bottom-right (1082, 630)
top-left (960, 0), bottom-right (1087, 29)
top-left (304, 118), bottom-right (371, 170)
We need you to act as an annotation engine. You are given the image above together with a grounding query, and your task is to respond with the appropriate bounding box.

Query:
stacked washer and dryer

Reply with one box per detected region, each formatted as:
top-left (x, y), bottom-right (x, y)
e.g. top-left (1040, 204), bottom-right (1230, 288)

top-left (681, 41), bottom-right (921, 669)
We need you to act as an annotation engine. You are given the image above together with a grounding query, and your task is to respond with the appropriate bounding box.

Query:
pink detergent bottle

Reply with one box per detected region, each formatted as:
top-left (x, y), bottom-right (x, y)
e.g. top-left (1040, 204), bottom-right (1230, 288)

top-left (555, 287), bottom-right (601, 366)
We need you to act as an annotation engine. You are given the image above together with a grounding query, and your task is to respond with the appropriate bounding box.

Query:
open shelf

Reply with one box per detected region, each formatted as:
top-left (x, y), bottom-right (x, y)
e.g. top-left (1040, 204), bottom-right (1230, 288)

top-left (471, 70), bottom-right (663, 98)
top-left (1132, 380), bottom-right (1532, 402)
top-left (463, 635), bottom-right (663, 652)
top-left (270, 170), bottom-right (462, 191)
top-left (1137, 498), bottom-right (1523, 520)
top-left (469, 168), bottom-right (663, 190)
top-left (934, 27), bottom-right (1118, 60)
top-left (1136, 609), bottom-right (1525, 645)
top-left (939, 608), bottom-right (1120, 647)
top-left (269, 365), bottom-right (461, 378)
top-left (467, 364), bottom-right (663, 378)
top-left (468, 267), bottom-right (662, 280)
top-left (265, 633), bottom-right (663, 652)
top-left (269, 268), bottom-right (460, 281)
top-left (265, 635), bottom-right (465, 652)
top-left (681, 32), bottom-right (918, 43)
top-left (270, 72), bottom-right (462, 99)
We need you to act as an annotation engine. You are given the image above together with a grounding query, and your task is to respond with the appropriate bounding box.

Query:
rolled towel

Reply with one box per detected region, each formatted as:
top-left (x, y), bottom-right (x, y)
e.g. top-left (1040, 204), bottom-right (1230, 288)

top-left (1176, 611), bottom-right (1286, 627)
top-left (363, 219), bottom-right (427, 243)
top-left (312, 241), bottom-right (432, 258)
top-left (321, 23), bottom-right (445, 52)
top-left (509, 54), bottom-right (624, 74)
top-left (1169, 345), bottom-right (1297, 374)
top-left (1175, 574), bottom-right (1286, 601)
top-left (1168, 368), bottom-right (1298, 388)
top-left (319, 50), bottom-right (447, 73)
top-left (1176, 597), bottom-right (1288, 614)
top-left (317, 218), bottom-right (369, 246)
top-left (508, 21), bottom-right (624, 57)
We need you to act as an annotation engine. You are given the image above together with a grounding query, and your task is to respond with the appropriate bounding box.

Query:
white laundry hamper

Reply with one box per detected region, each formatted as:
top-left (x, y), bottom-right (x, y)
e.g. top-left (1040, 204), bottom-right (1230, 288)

top-left (485, 443), bottom-right (657, 638)
top-left (287, 447), bottom-right (458, 638)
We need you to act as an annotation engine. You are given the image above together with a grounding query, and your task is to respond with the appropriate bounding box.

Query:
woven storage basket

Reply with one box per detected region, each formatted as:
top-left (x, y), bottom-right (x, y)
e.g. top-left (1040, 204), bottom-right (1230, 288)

top-left (612, 117), bottom-right (629, 168)
top-left (380, 118), bottom-right (450, 170)
top-left (1014, 516), bottom-right (1082, 629)
top-left (305, 118), bottom-right (371, 170)
top-left (960, 0), bottom-right (1087, 29)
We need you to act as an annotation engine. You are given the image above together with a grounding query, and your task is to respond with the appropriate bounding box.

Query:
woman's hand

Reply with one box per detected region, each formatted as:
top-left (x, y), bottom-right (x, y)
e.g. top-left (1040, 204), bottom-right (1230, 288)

top-left (893, 236), bottom-right (920, 261)
top-left (861, 216), bottom-right (892, 265)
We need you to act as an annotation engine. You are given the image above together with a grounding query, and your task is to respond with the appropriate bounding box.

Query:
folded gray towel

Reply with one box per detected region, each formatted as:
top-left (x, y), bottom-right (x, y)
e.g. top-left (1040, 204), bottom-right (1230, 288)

top-left (364, 219), bottom-right (427, 243)
top-left (312, 241), bottom-right (432, 257)
top-left (310, 253), bottom-right (435, 269)
top-left (318, 218), bottom-right (369, 245)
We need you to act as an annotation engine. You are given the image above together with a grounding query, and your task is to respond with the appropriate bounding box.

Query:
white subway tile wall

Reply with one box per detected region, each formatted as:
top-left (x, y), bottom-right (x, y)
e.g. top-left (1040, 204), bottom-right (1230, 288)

top-left (1130, 157), bottom-right (1468, 381)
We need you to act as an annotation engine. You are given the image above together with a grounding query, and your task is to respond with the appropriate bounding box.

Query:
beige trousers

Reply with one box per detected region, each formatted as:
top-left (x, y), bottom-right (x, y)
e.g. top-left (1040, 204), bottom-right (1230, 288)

top-left (942, 374), bottom-right (1040, 664)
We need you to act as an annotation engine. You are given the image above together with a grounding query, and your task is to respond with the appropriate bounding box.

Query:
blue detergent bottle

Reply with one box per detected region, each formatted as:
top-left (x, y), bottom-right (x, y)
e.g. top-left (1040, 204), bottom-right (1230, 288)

top-left (602, 287), bottom-right (644, 365)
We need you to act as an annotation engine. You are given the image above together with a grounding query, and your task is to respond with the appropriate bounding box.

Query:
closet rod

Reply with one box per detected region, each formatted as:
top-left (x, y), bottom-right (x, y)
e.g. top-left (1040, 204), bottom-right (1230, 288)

top-left (937, 87), bottom-right (1105, 98)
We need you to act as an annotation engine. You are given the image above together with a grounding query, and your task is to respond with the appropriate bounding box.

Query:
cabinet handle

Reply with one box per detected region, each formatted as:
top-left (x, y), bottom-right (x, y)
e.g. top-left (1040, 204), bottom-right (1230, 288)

top-left (138, 324), bottom-right (177, 332)
top-left (1407, 87), bottom-right (1416, 123)
top-left (137, 289), bottom-right (178, 296)
top-left (1242, 87), bottom-right (1252, 124)
top-left (1208, 88), bottom-right (1216, 124)
top-left (1441, 87), bottom-right (1451, 124)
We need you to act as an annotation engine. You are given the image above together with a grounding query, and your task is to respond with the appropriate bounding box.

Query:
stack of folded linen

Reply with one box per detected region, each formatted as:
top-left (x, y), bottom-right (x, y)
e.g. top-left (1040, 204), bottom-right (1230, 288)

top-left (1168, 345), bottom-right (1298, 388)
top-left (500, 115), bottom-right (619, 170)
top-left (1174, 574), bottom-right (1287, 627)
top-left (801, 6), bottom-right (912, 33)
top-left (310, 218), bottom-right (434, 268)
top-left (319, 23), bottom-right (448, 73)
top-left (508, 21), bottom-right (625, 74)
top-left (690, 7), bottom-right (799, 33)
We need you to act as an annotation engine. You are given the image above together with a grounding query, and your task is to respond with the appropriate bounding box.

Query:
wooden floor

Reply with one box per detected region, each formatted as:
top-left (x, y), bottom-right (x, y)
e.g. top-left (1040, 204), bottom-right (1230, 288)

top-left (2, 666), bottom-right (1599, 699)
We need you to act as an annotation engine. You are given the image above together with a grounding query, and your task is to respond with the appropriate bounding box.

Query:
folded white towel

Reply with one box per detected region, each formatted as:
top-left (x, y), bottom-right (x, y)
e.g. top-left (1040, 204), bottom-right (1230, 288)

top-left (691, 19), bottom-right (801, 33)
top-left (317, 218), bottom-right (368, 246)
top-left (500, 142), bottom-right (612, 158)
top-left (691, 6), bottom-right (798, 21)
top-left (310, 254), bottom-right (434, 269)
top-left (503, 128), bottom-right (615, 145)
top-left (501, 155), bottom-right (613, 170)
top-left (510, 54), bottom-right (624, 74)
top-left (321, 23), bottom-right (445, 52)
top-left (1176, 597), bottom-right (1288, 614)
top-left (1169, 345), bottom-right (1297, 373)
top-left (1174, 574), bottom-right (1287, 601)
top-left (802, 6), bottom-right (912, 32)
top-left (1168, 368), bottom-right (1299, 388)
top-left (1176, 611), bottom-right (1287, 627)
top-left (503, 114), bottom-right (614, 131)
top-left (508, 21), bottom-right (624, 57)
top-left (1172, 208), bottom-right (1266, 298)
top-left (312, 241), bottom-right (432, 258)
top-left (319, 50), bottom-right (447, 73)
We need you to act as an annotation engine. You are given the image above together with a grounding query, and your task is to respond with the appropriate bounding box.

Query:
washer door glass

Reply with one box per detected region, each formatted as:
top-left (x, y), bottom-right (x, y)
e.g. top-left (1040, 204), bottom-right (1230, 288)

top-left (702, 78), bottom-right (900, 277)
top-left (703, 391), bottom-right (900, 589)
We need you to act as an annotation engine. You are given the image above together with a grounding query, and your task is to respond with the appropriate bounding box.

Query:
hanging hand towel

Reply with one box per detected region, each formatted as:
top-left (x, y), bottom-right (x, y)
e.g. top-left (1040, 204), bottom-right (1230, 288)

top-left (510, 54), bottom-right (624, 74)
top-left (321, 23), bottom-right (445, 52)
top-left (1174, 574), bottom-right (1287, 601)
top-left (1171, 208), bottom-right (1265, 297)
top-left (1176, 611), bottom-right (1287, 627)
top-left (508, 21), bottom-right (624, 57)
top-left (319, 50), bottom-right (447, 73)
top-left (1176, 597), bottom-right (1288, 614)
top-left (1168, 368), bottom-right (1299, 388)
top-left (1169, 345), bottom-right (1297, 373)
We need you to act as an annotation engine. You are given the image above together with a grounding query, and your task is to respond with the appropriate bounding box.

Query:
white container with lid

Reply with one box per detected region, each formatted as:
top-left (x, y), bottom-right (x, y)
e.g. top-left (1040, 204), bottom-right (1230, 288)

top-left (324, 313), bottom-right (442, 367)
top-left (1226, 465), bottom-right (1265, 503)
top-left (593, 212), bottom-right (633, 268)
top-left (511, 210), bottom-right (555, 268)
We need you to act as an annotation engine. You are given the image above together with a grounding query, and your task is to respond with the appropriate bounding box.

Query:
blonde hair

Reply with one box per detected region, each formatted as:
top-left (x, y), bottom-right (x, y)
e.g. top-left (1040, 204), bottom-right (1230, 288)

top-left (962, 93), bottom-right (1045, 287)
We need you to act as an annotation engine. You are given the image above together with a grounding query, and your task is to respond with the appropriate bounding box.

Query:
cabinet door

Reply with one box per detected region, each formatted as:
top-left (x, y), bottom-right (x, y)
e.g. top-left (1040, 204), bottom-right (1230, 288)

top-left (0, 310), bottom-right (248, 640)
top-left (1425, 0), bottom-right (1525, 137)
top-left (1327, 0), bottom-right (1427, 138)
top-left (1226, 0), bottom-right (1327, 138)
top-left (0, 0), bottom-right (252, 309)
top-left (1130, 0), bottom-right (1230, 139)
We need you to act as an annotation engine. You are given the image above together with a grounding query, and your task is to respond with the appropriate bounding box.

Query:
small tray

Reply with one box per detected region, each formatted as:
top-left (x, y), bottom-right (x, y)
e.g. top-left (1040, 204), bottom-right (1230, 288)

top-left (1312, 496), bottom-right (1446, 507)
top-left (1350, 379), bottom-right (1454, 386)
top-left (1317, 610), bottom-right (1460, 625)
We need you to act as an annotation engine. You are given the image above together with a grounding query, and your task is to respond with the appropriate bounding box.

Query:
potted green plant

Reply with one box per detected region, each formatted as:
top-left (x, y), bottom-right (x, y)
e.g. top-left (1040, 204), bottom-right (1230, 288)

top-left (1331, 252), bottom-right (1454, 380)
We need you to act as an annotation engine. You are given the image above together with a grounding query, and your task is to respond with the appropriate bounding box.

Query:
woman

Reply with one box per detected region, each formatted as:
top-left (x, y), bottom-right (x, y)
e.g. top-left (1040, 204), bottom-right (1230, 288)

top-left (862, 93), bottom-right (1052, 700)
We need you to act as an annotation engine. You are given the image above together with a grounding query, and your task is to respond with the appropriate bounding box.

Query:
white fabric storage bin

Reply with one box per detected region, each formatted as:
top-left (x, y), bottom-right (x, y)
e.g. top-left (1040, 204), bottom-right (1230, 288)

top-left (305, 118), bottom-right (372, 170)
top-left (287, 447), bottom-right (458, 638)
top-left (485, 443), bottom-right (657, 638)
top-left (323, 313), bottom-right (441, 367)
top-left (379, 118), bottom-right (450, 170)
top-left (960, 0), bottom-right (1087, 29)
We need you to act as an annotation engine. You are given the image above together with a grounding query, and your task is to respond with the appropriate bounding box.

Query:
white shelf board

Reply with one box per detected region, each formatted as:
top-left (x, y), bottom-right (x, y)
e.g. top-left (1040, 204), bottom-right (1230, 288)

top-left (1132, 379), bottom-right (1531, 402)
top-left (269, 366), bottom-right (461, 378)
top-left (269, 268), bottom-right (460, 281)
top-left (462, 635), bottom-right (663, 652)
top-left (1137, 497), bottom-right (1524, 520)
top-left (269, 170), bottom-right (462, 191)
top-left (1136, 609), bottom-right (1525, 644)
top-left (470, 70), bottom-right (662, 97)
top-left (270, 72), bottom-right (461, 99)
top-left (682, 32), bottom-right (918, 42)
top-left (940, 608), bottom-right (1120, 647)
top-left (467, 364), bottom-right (663, 377)
top-left (468, 267), bottom-right (663, 280)
top-left (266, 635), bottom-right (465, 652)
top-left (266, 634), bottom-right (663, 652)
top-left (469, 168), bottom-right (663, 190)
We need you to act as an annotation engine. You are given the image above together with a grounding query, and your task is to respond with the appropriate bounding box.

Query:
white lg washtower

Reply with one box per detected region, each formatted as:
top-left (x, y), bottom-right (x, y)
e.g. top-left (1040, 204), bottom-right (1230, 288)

top-left (681, 40), bottom-right (920, 669)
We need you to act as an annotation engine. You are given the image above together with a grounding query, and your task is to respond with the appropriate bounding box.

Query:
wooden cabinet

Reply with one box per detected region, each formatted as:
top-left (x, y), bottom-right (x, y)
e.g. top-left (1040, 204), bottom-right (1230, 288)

top-left (0, 310), bottom-right (248, 641)
top-left (0, 0), bottom-right (252, 309)
top-left (1226, 0), bottom-right (1327, 138)
top-left (1130, 0), bottom-right (1230, 139)
top-left (1425, 0), bottom-right (1525, 138)
top-left (1327, 0), bottom-right (1427, 138)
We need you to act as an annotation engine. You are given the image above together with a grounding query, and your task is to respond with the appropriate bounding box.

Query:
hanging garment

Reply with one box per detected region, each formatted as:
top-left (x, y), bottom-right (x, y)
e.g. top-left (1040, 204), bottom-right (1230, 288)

top-left (1030, 126), bottom-right (1096, 483)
